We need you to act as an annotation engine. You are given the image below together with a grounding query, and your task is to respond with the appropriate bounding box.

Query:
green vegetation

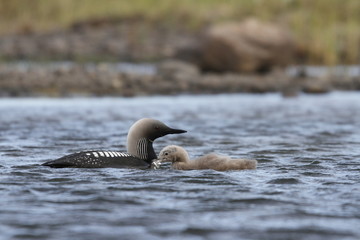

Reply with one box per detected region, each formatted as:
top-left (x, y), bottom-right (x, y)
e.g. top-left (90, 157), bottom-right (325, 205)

top-left (0, 0), bottom-right (359, 65)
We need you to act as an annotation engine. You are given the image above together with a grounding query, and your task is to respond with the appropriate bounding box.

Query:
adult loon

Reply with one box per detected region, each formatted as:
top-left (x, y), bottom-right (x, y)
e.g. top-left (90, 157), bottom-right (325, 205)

top-left (42, 118), bottom-right (186, 168)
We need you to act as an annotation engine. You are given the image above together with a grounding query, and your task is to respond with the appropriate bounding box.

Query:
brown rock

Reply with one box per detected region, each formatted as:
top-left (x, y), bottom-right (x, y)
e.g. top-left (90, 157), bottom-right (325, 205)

top-left (157, 60), bottom-right (199, 79)
top-left (198, 19), bottom-right (295, 73)
top-left (302, 78), bottom-right (331, 94)
top-left (156, 60), bottom-right (200, 93)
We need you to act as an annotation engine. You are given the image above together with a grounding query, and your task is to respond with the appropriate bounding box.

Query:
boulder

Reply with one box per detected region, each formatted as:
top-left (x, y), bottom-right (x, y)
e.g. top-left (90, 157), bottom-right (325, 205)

top-left (156, 60), bottom-right (200, 93)
top-left (157, 60), bottom-right (199, 79)
top-left (197, 19), bottom-right (295, 73)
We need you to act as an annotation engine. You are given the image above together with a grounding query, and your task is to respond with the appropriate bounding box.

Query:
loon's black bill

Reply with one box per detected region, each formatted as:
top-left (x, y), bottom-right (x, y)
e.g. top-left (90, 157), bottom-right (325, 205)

top-left (168, 128), bottom-right (187, 134)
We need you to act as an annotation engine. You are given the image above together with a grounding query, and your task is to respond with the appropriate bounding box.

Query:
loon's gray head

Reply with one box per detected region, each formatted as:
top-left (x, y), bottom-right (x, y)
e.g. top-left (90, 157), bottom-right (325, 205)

top-left (126, 118), bottom-right (186, 163)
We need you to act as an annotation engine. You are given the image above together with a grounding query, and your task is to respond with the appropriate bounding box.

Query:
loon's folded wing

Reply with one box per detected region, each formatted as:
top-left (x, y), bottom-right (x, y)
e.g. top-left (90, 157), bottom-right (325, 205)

top-left (42, 151), bottom-right (150, 168)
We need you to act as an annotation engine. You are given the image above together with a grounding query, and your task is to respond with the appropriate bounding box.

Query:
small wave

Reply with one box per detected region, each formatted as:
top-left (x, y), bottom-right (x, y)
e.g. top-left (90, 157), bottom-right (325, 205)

top-left (265, 227), bottom-right (356, 240)
top-left (267, 178), bottom-right (302, 184)
top-left (228, 197), bottom-right (295, 206)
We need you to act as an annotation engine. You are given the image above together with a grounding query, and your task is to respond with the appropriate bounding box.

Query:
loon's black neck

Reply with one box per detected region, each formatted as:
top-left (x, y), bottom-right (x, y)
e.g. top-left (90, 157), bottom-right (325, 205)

top-left (136, 138), bottom-right (156, 164)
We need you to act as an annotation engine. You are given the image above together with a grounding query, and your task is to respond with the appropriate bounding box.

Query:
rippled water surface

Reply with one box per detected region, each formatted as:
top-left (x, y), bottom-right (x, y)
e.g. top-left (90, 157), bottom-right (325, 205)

top-left (1, 93), bottom-right (360, 240)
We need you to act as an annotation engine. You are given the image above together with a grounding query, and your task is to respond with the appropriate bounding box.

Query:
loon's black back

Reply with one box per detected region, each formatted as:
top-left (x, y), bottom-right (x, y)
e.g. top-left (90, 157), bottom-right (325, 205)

top-left (42, 150), bottom-right (150, 168)
top-left (41, 118), bottom-right (186, 168)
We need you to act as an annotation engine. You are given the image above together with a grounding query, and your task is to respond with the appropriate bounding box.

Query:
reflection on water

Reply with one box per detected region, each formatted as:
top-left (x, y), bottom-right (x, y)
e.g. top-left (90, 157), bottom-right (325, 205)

top-left (287, 65), bottom-right (360, 77)
top-left (2, 61), bottom-right (360, 77)
top-left (0, 61), bottom-right (156, 75)
top-left (0, 92), bottom-right (360, 240)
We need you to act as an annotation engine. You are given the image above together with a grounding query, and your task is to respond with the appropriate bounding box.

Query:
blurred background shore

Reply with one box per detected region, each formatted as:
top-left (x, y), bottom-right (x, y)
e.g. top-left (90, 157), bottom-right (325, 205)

top-left (0, 0), bottom-right (359, 97)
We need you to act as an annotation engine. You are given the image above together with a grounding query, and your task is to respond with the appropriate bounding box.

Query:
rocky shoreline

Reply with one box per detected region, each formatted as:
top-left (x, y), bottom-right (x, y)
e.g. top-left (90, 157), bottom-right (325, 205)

top-left (0, 18), bottom-right (196, 62)
top-left (1, 18), bottom-right (359, 97)
top-left (1, 60), bottom-right (359, 97)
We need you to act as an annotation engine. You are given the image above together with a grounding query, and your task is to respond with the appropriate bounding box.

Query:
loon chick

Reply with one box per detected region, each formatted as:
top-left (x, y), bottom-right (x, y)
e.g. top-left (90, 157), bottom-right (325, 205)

top-left (42, 118), bottom-right (186, 168)
top-left (158, 145), bottom-right (257, 171)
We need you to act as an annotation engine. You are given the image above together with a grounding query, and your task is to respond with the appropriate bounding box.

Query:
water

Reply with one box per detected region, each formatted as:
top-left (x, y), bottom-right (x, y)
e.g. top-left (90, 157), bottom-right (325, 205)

top-left (287, 65), bottom-right (360, 77)
top-left (1, 92), bottom-right (360, 240)
top-left (0, 61), bottom-right (156, 75)
top-left (3, 61), bottom-right (360, 77)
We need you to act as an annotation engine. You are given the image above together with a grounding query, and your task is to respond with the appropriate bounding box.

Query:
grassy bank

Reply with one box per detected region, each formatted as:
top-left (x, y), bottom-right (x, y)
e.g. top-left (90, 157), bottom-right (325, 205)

top-left (0, 0), bottom-right (359, 65)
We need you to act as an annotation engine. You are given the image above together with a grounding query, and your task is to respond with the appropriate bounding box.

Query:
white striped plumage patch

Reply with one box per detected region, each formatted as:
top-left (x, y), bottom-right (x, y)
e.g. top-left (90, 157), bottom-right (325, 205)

top-left (86, 151), bottom-right (131, 158)
top-left (137, 138), bottom-right (148, 160)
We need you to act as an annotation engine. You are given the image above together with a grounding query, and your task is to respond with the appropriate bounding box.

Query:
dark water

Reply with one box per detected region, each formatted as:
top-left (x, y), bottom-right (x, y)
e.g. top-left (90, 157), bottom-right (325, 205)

top-left (1, 93), bottom-right (360, 240)
top-left (4, 61), bottom-right (360, 77)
